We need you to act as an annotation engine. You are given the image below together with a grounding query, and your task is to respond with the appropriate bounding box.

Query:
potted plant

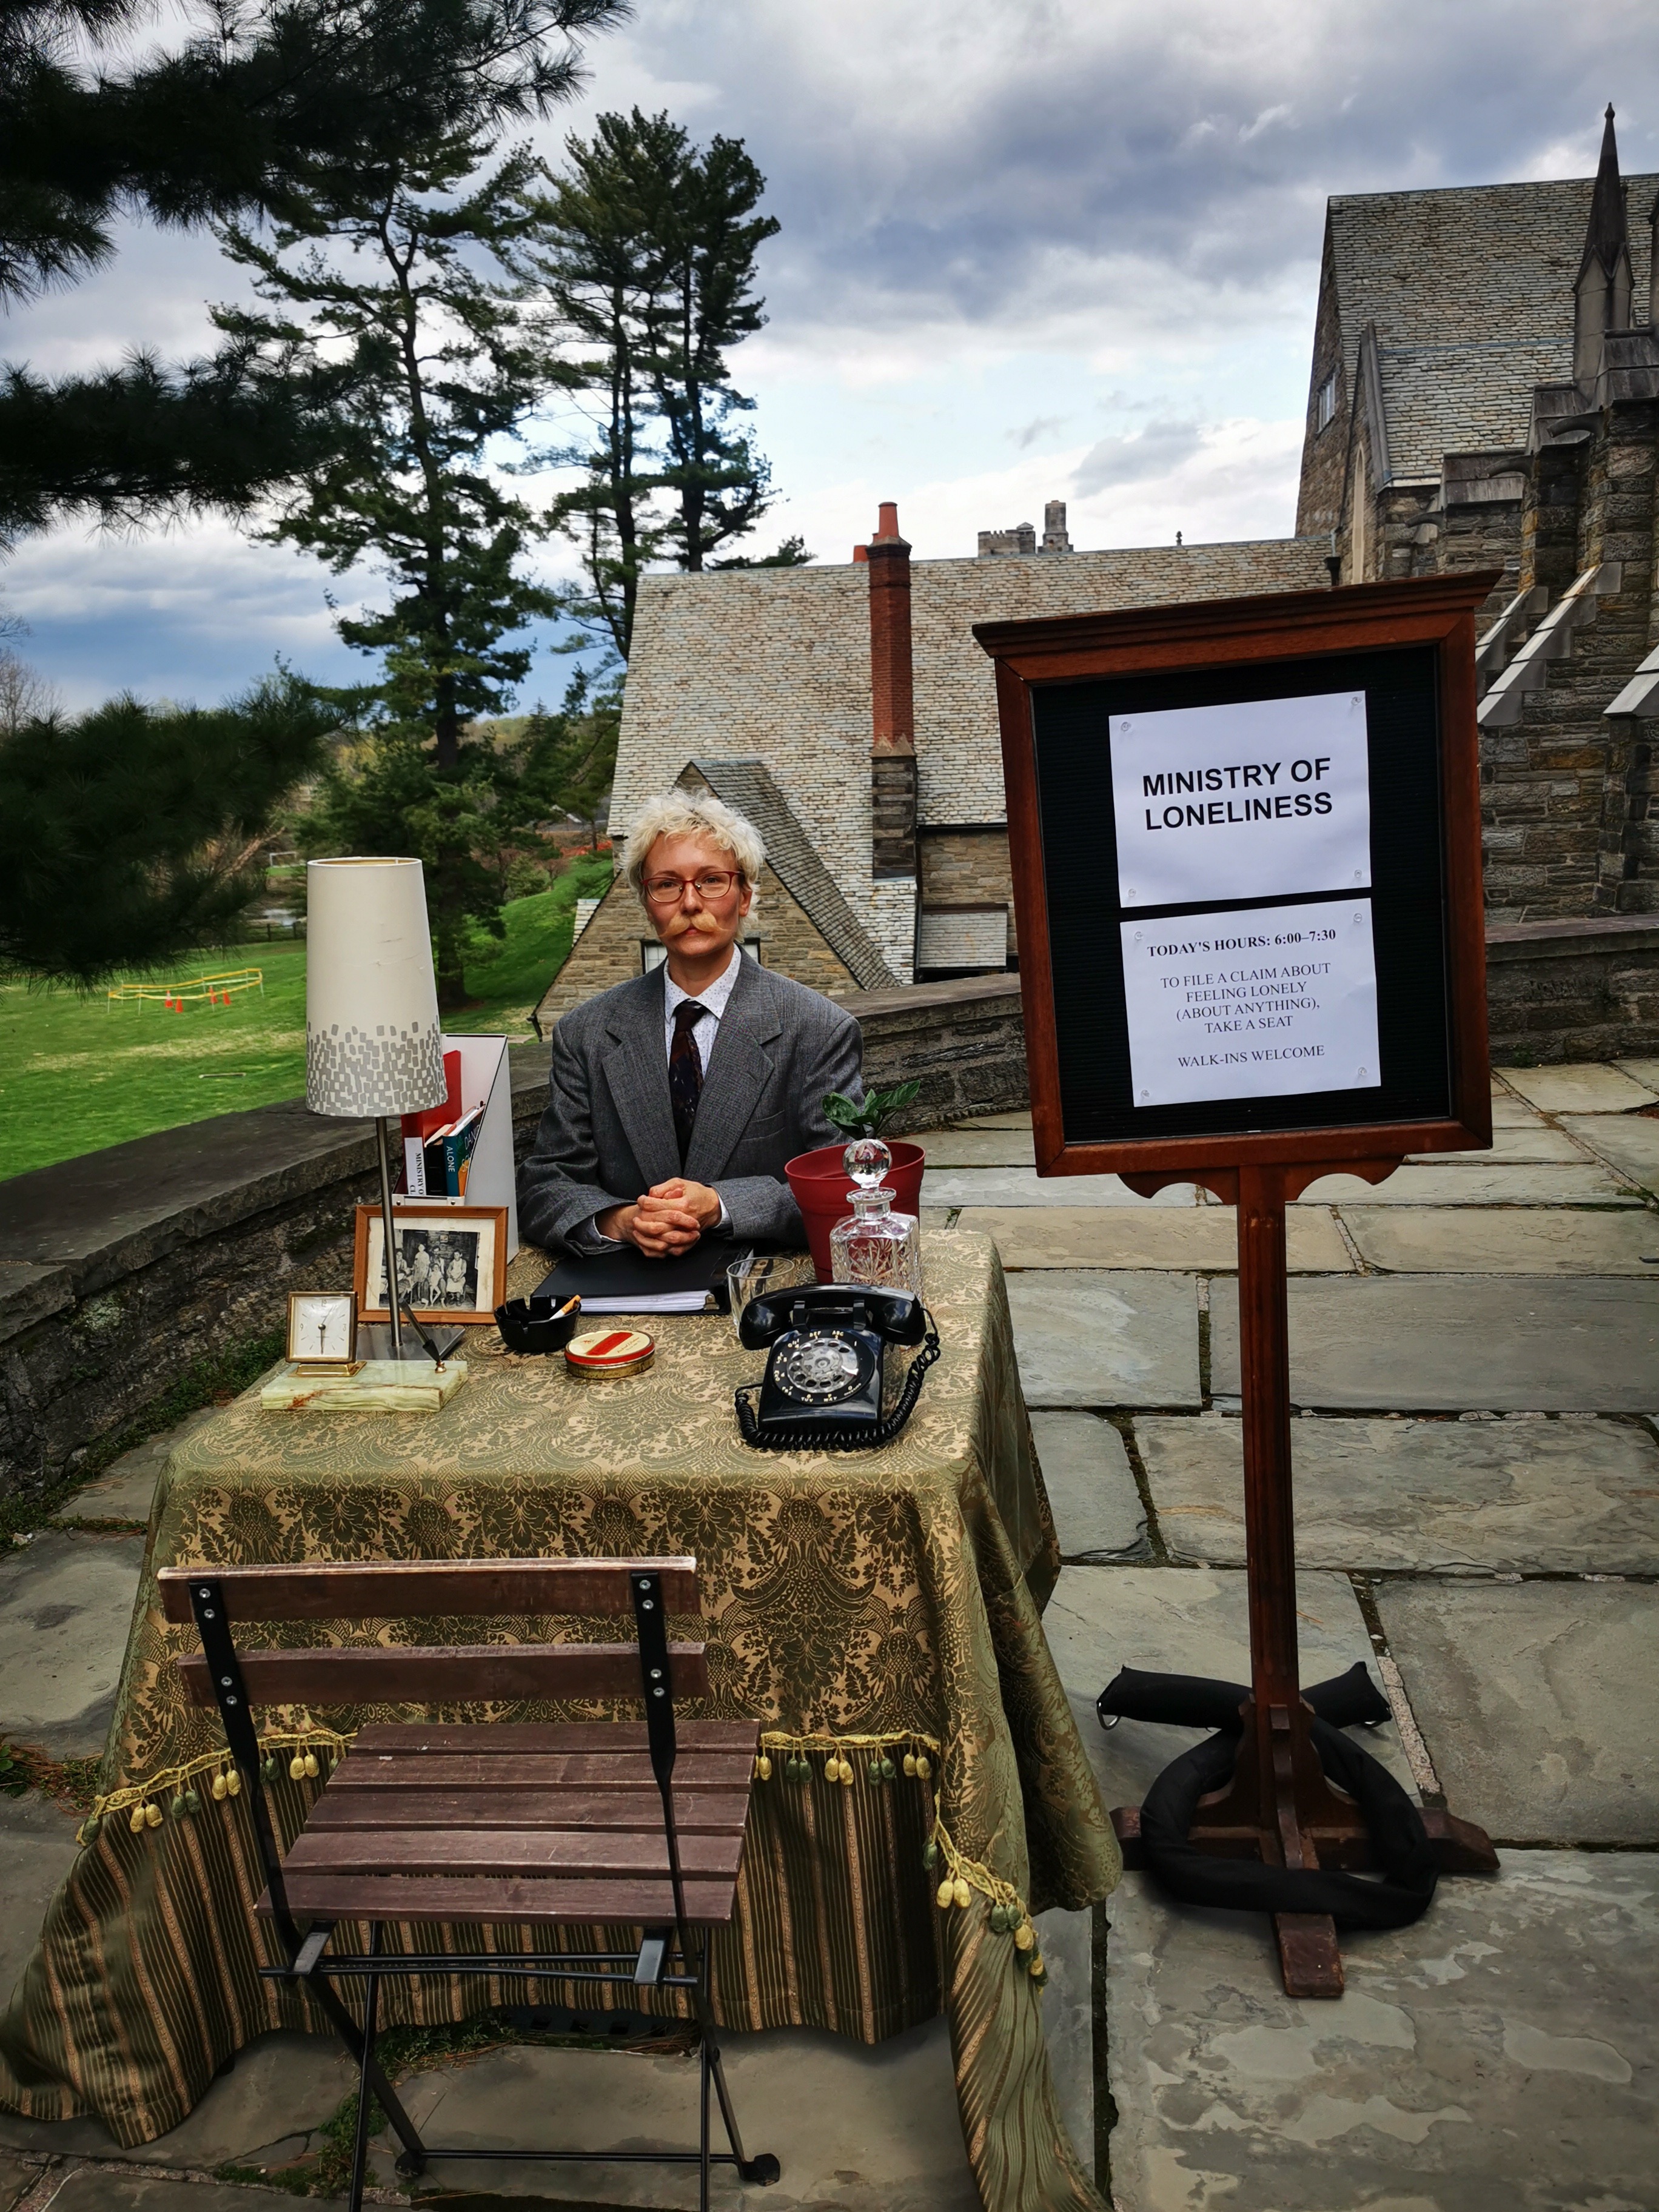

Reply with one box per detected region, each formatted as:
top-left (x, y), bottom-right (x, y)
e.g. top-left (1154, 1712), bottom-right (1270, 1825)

top-left (786, 1082), bottom-right (926, 1282)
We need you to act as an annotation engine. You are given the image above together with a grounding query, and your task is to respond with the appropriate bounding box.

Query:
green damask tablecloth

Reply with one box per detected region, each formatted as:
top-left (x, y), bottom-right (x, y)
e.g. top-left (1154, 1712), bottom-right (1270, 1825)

top-left (0, 1228), bottom-right (1118, 2212)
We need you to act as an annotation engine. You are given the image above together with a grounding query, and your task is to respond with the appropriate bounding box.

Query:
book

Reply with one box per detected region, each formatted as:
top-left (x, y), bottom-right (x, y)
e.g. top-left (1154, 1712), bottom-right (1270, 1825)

top-left (442, 1106), bottom-right (484, 1196)
top-left (396, 1050), bottom-right (462, 1193)
top-left (534, 1240), bottom-right (741, 1317)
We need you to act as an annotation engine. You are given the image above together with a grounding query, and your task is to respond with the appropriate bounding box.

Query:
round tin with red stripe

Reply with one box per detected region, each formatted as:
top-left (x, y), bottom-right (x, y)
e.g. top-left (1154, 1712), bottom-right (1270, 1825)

top-left (564, 1327), bottom-right (655, 1379)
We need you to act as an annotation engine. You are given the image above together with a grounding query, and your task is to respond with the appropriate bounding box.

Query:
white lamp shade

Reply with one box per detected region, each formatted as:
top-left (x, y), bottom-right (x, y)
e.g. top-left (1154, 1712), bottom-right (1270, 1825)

top-left (305, 857), bottom-right (447, 1118)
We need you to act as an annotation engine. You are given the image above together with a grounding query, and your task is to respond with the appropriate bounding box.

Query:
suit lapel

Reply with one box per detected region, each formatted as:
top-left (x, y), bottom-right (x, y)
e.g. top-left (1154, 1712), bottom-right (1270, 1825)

top-left (600, 971), bottom-right (680, 1189)
top-left (685, 957), bottom-right (782, 1182)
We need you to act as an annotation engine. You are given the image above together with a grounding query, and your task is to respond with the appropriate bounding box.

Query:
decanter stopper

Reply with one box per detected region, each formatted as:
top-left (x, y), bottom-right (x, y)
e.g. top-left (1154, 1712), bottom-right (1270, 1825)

top-left (844, 1137), bottom-right (891, 1192)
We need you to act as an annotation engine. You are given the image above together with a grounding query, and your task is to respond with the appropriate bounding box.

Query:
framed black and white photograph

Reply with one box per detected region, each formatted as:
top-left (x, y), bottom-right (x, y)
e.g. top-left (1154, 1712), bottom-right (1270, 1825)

top-left (354, 1204), bottom-right (508, 1327)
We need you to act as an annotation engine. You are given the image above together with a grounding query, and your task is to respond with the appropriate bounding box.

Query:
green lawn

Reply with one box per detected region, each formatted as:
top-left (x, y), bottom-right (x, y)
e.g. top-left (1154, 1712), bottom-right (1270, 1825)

top-left (0, 856), bottom-right (611, 1181)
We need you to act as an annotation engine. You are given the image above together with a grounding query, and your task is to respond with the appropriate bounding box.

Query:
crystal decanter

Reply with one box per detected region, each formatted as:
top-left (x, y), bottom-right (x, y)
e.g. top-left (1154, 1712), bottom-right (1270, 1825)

top-left (828, 1138), bottom-right (923, 1297)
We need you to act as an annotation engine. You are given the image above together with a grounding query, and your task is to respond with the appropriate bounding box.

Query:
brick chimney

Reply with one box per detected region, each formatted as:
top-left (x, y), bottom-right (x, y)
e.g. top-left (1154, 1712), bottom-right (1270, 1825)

top-left (866, 502), bottom-right (917, 880)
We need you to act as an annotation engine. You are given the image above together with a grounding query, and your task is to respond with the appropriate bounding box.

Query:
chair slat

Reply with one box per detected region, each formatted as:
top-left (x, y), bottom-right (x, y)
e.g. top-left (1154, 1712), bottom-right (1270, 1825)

top-left (307, 1788), bottom-right (751, 1834)
top-left (157, 1558), bottom-right (700, 1626)
top-left (349, 1720), bottom-right (758, 1755)
top-left (176, 1643), bottom-right (709, 1708)
top-left (329, 1751), bottom-right (757, 1793)
top-left (285, 1829), bottom-right (745, 1880)
top-left (260, 1872), bottom-right (740, 1927)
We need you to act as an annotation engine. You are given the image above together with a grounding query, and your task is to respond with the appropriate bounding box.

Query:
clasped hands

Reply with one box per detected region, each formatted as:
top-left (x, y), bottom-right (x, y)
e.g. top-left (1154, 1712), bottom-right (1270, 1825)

top-left (596, 1177), bottom-right (723, 1257)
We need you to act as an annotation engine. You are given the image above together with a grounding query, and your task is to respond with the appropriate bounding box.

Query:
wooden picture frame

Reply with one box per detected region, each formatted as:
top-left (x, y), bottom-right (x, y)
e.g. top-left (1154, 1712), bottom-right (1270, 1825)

top-left (354, 1204), bottom-right (508, 1327)
top-left (973, 574), bottom-right (1498, 1179)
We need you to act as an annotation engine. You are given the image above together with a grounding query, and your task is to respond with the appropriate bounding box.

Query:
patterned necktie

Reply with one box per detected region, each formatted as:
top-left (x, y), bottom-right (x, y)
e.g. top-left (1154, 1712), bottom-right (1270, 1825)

top-left (668, 999), bottom-right (709, 1167)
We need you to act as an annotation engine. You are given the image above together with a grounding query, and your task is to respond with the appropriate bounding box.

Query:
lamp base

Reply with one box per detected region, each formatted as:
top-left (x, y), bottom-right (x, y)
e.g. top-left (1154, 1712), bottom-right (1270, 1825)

top-left (261, 1359), bottom-right (468, 1415)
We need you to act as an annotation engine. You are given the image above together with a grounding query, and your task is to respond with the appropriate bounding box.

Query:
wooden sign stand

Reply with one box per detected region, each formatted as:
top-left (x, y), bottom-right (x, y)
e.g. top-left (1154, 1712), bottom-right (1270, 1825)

top-left (974, 577), bottom-right (1506, 2000)
top-left (1119, 1160), bottom-right (1497, 1996)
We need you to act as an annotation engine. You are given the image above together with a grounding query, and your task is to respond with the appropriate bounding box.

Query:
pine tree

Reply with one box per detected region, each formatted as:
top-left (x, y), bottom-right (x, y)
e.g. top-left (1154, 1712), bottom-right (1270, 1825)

top-left (534, 109), bottom-right (780, 652)
top-left (0, 671), bottom-right (336, 982)
top-left (646, 127), bottom-right (779, 572)
top-left (532, 110), bottom-right (677, 660)
top-left (0, 1), bottom-right (627, 533)
top-left (215, 87), bottom-right (568, 1005)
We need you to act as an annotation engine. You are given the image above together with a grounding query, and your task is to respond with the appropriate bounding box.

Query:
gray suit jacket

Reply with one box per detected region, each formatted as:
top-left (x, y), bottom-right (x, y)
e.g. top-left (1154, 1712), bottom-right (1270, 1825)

top-left (517, 955), bottom-right (863, 1257)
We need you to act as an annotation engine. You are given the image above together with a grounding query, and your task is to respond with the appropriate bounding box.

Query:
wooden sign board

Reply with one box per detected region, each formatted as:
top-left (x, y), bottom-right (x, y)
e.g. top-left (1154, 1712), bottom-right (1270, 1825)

top-left (974, 575), bottom-right (1497, 1178)
top-left (974, 575), bottom-right (1502, 2000)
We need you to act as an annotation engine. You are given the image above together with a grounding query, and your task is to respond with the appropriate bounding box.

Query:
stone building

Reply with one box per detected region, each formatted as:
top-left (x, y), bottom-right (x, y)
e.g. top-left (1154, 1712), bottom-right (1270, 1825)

top-left (1296, 108), bottom-right (1659, 923)
top-left (533, 518), bottom-right (1326, 1027)
top-left (534, 110), bottom-right (1659, 1056)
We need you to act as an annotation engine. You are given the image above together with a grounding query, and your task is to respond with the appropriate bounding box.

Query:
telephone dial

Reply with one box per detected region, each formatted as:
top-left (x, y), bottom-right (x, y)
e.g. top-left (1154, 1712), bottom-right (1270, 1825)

top-left (735, 1284), bottom-right (940, 1451)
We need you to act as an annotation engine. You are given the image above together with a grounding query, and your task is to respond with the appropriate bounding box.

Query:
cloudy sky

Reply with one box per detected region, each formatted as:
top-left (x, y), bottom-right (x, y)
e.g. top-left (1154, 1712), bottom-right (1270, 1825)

top-left (6, 0), bottom-right (1659, 709)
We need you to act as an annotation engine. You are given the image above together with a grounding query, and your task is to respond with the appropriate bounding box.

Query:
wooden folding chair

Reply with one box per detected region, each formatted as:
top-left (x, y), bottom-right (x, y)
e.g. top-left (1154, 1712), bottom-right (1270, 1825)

top-left (158, 1556), bottom-right (779, 2212)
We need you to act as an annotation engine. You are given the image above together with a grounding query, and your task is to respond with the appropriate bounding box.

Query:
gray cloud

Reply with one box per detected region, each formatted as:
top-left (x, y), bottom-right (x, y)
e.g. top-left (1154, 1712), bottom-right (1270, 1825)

top-left (1008, 414), bottom-right (1067, 449)
top-left (1073, 419), bottom-right (1204, 495)
top-left (566, 0), bottom-right (1659, 342)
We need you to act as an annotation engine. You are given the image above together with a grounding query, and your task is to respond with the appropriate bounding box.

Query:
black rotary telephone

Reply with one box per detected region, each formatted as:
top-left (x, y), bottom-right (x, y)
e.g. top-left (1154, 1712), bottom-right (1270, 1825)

top-left (735, 1284), bottom-right (940, 1451)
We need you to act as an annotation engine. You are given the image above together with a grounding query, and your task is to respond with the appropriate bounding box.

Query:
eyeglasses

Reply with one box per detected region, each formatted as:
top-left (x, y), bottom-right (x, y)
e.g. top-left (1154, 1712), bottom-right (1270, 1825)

top-left (642, 870), bottom-right (743, 904)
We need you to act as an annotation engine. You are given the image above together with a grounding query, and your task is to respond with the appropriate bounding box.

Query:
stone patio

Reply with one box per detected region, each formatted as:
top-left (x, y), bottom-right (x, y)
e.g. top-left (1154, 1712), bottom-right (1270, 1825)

top-left (0, 1061), bottom-right (1653, 2208)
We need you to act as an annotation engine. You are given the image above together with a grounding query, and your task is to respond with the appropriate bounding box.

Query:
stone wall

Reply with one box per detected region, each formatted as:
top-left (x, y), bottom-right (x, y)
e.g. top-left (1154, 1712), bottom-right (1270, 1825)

top-left (0, 1054), bottom-right (551, 1503)
top-left (918, 826), bottom-right (1018, 957)
top-left (1486, 914), bottom-right (1659, 1062)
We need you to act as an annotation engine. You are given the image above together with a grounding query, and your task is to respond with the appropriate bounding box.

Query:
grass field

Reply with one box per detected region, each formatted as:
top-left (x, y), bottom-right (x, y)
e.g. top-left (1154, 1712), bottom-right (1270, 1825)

top-left (0, 855), bottom-right (612, 1181)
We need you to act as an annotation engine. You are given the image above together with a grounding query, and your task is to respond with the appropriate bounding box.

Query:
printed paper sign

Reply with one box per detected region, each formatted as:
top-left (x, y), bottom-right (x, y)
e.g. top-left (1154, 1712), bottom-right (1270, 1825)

top-left (1121, 900), bottom-right (1381, 1108)
top-left (1111, 691), bottom-right (1372, 910)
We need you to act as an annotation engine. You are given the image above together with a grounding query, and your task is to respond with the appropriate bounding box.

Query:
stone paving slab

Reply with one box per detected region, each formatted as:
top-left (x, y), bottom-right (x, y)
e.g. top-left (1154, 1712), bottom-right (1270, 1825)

top-left (44, 2174), bottom-right (320, 2210)
top-left (1560, 1108), bottom-right (1659, 1194)
top-left (1375, 1580), bottom-right (1658, 1844)
top-left (1007, 1273), bottom-right (1201, 1407)
top-left (1615, 1056), bottom-right (1659, 1088)
top-left (1106, 1850), bottom-right (1657, 2212)
top-left (1339, 1203), bottom-right (1659, 1274)
top-left (1488, 1091), bottom-right (1550, 1127)
top-left (1407, 1124), bottom-right (1594, 1164)
top-left (1040, 1564), bottom-right (1413, 1810)
top-left (1210, 1275), bottom-right (1659, 1410)
top-left (1498, 1062), bottom-right (1658, 1113)
top-left (0, 2031), bottom-right (353, 2165)
top-left (962, 1207), bottom-right (1353, 1273)
top-left (0, 1530), bottom-right (146, 1759)
top-left (926, 1168), bottom-right (1197, 1208)
top-left (1134, 1413), bottom-right (1659, 1574)
top-left (951, 1110), bottom-right (1031, 1129)
top-left (364, 2018), bottom-right (980, 2211)
top-left (912, 1126), bottom-right (1036, 1167)
top-left (0, 1795), bottom-right (79, 2013)
top-left (1030, 1413), bottom-right (1147, 1559)
top-left (1293, 1161), bottom-right (1640, 1204)
top-left (53, 1409), bottom-right (218, 1528)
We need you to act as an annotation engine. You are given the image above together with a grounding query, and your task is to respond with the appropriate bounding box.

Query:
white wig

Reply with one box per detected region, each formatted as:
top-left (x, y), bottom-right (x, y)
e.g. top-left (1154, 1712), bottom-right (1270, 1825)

top-left (622, 791), bottom-right (766, 904)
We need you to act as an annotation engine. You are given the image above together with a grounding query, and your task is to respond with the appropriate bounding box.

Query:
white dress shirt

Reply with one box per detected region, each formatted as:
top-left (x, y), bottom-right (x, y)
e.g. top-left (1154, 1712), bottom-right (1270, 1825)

top-left (580, 948), bottom-right (742, 1247)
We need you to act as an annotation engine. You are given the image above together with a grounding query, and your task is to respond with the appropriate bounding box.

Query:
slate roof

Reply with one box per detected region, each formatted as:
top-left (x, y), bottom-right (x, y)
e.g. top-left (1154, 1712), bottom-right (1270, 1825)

top-left (614, 537), bottom-right (1332, 924)
top-left (1325, 171), bottom-right (1658, 469)
top-left (679, 757), bottom-right (897, 991)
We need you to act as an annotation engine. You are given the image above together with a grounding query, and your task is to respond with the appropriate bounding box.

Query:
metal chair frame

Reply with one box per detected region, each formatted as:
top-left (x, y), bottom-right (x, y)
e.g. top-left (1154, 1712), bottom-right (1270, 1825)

top-left (181, 1563), bottom-right (778, 2212)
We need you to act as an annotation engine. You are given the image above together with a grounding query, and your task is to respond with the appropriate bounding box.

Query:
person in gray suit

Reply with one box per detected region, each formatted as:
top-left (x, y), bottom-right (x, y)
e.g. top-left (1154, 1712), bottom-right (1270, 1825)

top-left (518, 791), bottom-right (863, 1259)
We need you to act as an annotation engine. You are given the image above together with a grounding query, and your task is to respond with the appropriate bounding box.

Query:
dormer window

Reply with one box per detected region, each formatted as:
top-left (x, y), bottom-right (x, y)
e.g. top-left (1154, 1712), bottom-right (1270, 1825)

top-left (1315, 372), bottom-right (1338, 432)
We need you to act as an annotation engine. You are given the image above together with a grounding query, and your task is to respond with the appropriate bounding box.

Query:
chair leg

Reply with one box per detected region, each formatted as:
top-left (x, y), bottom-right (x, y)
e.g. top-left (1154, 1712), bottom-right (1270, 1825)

top-left (688, 1928), bottom-right (779, 2188)
top-left (699, 2027), bottom-right (712, 2212)
top-left (347, 1926), bottom-right (383, 2212)
top-left (300, 1932), bottom-right (427, 2176)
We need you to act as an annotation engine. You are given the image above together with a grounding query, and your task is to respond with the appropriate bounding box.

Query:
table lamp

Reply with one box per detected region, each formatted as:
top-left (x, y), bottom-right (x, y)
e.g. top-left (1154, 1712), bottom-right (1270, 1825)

top-left (306, 857), bottom-right (447, 1361)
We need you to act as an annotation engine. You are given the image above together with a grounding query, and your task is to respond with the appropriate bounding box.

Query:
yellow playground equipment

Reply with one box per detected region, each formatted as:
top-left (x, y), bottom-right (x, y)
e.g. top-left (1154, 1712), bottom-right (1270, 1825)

top-left (106, 967), bottom-right (265, 1013)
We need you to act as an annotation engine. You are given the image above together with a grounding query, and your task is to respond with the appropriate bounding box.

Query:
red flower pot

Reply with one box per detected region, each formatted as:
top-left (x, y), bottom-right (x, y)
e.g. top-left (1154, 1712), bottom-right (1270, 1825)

top-left (784, 1141), bottom-right (927, 1283)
